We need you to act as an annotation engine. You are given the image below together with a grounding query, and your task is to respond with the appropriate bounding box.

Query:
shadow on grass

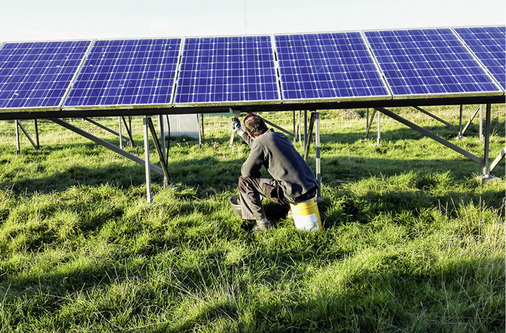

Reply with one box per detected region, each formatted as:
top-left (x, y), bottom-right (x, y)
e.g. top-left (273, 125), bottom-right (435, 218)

top-left (0, 163), bottom-right (157, 195)
top-left (2, 114), bottom-right (504, 197)
top-left (320, 187), bottom-right (504, 229)
top-left (1, 146), bottom-right (501, 195)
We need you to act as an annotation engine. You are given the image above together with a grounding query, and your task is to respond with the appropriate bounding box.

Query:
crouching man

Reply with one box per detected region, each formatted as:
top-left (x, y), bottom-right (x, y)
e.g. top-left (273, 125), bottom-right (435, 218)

top-left (232, 113), bottom-right (318, 233)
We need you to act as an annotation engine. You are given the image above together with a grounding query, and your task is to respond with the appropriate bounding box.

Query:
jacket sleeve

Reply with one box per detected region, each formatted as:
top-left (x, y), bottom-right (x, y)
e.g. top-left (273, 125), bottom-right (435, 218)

top-left (239, 132), bottom-right (254, 146)
top-left (241, 142), bottom-right (264, 178)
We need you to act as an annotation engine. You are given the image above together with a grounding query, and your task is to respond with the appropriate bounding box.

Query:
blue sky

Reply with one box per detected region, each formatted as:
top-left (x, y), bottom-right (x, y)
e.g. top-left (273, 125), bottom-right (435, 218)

top-left (1, 0), bottom-right (505, 41)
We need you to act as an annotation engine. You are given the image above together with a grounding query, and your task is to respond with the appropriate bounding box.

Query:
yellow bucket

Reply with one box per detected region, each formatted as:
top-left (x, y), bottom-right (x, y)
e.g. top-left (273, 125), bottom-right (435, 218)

top-left (289, 197), bottom-right (322, 231)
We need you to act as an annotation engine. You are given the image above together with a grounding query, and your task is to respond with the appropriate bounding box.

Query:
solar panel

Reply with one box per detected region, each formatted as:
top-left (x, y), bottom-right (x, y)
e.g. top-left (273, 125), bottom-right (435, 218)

top-left (275, 32), bottom-right (391, 102)
top-left (0, 40), bottom-right (91, 110)
top-left (174, 35), bottom-right (280, 105)
top-left (454, 26), bottom-right (506, 90)
top-left (64, 38), bottom-right (181, 109)
top-left (364, 28), bottom-right (503, 98)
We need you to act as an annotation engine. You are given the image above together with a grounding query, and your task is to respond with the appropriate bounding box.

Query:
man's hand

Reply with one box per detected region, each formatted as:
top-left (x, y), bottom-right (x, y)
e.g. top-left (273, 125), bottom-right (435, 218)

top-left (232, 117), bottom-right (245, 136)
top-left (231, 117), bottom-right (241, 131)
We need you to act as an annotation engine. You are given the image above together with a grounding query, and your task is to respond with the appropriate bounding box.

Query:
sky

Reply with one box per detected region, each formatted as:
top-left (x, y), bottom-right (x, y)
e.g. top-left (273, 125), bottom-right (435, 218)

top-left (0, 0), bottom-right (505, 42)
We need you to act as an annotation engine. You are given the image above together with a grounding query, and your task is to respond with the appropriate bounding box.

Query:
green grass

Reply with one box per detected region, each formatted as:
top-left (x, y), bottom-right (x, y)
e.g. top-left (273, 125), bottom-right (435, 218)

top-left (0, 105), bottom-right (504, 332)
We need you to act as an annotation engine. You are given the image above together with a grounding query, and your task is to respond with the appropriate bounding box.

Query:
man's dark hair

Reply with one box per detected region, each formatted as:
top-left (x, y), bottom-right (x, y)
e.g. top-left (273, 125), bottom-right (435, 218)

top-left (243, 114), bottom-right (268, 137)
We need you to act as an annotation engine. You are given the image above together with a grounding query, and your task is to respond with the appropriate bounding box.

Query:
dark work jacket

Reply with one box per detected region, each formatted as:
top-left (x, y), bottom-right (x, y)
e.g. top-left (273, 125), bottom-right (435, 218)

top-left (240, 129), bottom-right (318, 200)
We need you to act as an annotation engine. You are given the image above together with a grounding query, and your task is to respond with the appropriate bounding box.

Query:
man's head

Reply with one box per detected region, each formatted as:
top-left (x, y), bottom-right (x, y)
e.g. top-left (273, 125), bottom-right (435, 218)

top-left (243, 114), bottom-right (268, 138)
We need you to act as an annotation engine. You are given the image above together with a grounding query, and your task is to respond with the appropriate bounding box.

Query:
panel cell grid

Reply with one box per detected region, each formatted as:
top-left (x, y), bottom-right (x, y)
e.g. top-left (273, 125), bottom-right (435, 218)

top-left (174, 36), bottom-right (280, 104)
top-left (64, 38), bottom-right (181, 108)
top-left (275, 32), bottom-right (390, 101)
top-left (454, 26), bottom-right (506, 90)
top-left (0, 41), bottom-right (90, 110)
top-left (364, 28), bottom-right (501, 97)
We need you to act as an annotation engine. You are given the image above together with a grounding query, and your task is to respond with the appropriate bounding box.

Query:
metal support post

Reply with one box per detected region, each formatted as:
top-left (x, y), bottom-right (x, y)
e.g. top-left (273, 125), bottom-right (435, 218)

top-left (118, 117), bottom-right (123, 149)
top-left (197, 114), bottom-right (203, 149)
top-left (479, 104), bottom-right (484, 141)
top-left (376, 109), bottom-right (381, 145)
top-left (363, 108), bottom-right (377, 141)
top-left (122, 116), bottom-right (135, 147)
top-left (158, 115), bottom-right (166, 159)
top-left (200, 113), bottom-right (204, 143)
top-left (165, 115), bottom-right (171, 156)
top-left (304, 110), bottom-right (308, 149)
top-left (15, 120), bottom-right (20, 155)
top-left (298, 111), bottom-right (302, 146)
top-left (143, 117), bottom-right (153, 204)
top-left (303, 112), bottom-right (316, 161)
top-left (315, 111), bottom-right (321, 198)
top-left (482, 104), bottom-right (492, 180)
top-left (301, 111), bottom-right (321, 197)
top-left (34, 119), bottom-right (40, 150)
top-left (293, 111), bottom-right (296, 143)
top-left (146, 117), bottom-right (170, 188)
top-left (366, 108), bottom-right (369, 132)
top-left (457, 105), bottom-right (464, 139)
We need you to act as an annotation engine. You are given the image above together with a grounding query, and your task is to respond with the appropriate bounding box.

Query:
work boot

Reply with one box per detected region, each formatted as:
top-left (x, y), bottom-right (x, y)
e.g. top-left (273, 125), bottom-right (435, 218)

top-left (251, 218), bottom-right (271, 233)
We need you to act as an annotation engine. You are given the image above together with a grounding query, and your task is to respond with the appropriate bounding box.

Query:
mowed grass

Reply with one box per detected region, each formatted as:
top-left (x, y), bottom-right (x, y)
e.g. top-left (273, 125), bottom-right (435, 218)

top-left (0, 105), bottom-right (504, 332)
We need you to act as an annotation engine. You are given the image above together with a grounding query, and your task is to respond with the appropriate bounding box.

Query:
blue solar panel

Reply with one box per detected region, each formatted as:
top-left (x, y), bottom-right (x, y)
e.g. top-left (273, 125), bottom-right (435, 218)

top-left (364, 28), bottom-right (502, 98)
top-left (275, 32), bottom-right (390, 101)
top-left (174, 36), bottom-right (280, 105)
top-left (0, 40), bottom-right (91, 110)
top-left (64, 38), bottom-right (181, 108)
top-left (454, 26), bottom-right (506, 90)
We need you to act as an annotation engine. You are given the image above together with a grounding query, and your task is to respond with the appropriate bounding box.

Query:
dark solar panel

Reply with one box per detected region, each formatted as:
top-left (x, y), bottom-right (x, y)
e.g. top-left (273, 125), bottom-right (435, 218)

top-left (0, 40), bottom-right (91, 110)
top-left (454, 26), bottom-right (506, 90)
top-left (64, 38), bottom-right (181, 108)
top-left (174, 35), bottom-right (280, 105)
top-left (275, 32), bottom-right (390, 101)
top-left (364, 28), bottom-right (502, 98)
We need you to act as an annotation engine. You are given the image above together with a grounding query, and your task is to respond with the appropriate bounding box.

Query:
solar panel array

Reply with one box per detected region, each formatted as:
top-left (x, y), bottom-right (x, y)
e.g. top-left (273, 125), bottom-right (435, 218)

top-left (0, 41), bottom-right (91, 110)
top-left (0, 26), bottom-right (504, 113)
top-left (64, 38), bottom-right (181, 108)
top-left (275, 32), bottom-right (390, 101)
top-left (364, 28), bottom-right (501, 98)
top-left (454, 26), bottom-right (506, 90)
top-left (175, 36), bottom-right (280, 105)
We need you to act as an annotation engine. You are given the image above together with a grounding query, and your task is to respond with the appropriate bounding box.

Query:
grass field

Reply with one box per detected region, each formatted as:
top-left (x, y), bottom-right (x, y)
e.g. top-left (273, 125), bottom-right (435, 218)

top-left (0, 105), bottom-right (504, 332)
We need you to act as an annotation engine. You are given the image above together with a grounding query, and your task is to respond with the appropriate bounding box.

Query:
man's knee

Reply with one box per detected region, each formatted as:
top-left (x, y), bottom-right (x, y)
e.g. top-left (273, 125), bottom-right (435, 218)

top-left (238, 176), bottom-right (251, 193)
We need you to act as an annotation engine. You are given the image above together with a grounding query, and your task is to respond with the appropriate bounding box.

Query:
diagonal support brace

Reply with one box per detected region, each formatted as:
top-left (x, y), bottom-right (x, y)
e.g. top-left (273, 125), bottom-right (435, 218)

top-left (15, 120), bottom-right (40, 153)
top-left (50, 118), bottom-right (163, 175)
top-left (375, 107), bottom-right (484, 165)
top-left (490, 147), bottom-right (506, 173)
top-left (146, 116), bottom-right (170, 187)
top-left (412, 106), bottom-right (458, 131)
